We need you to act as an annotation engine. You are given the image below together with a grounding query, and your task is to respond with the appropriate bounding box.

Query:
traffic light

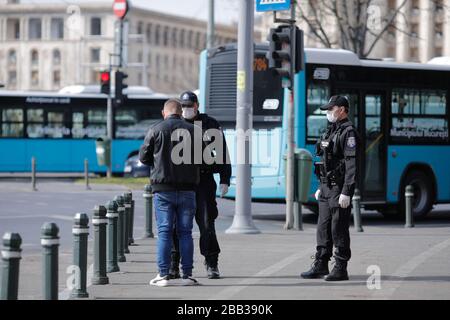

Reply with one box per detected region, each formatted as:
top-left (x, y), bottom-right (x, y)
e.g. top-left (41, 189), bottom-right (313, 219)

top-left (267, 25), bottom-right (304, 89)
top-left (100, 71), bottom-right (110, 95)
top-left (115, 70), bottom-right (128, 105)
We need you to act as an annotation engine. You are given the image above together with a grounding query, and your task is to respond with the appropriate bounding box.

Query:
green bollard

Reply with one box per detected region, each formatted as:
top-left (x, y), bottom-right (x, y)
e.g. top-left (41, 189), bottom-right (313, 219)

top-left (352, 189), bottom-right (364, 232)
top-left (129, 192), bottom-right (135, 245)
top-left (405, 185), bottom-right (414, 228)
top-left (143, 184), bottom-right (154, 238)
top-left (71, 213), bottom-right (89, 299)
top-left (122, 192), bottom-right (131, 254)
top-left (106, 201), bottom-right (120, 273)
top-left (114, 195), bottom-right (126, 262)
top-left (41, 222), bottom-right (59, 300)
top-left (92, 205), bottom-right (109, 285)
top-left (1, 233), bottom-right (22, 300)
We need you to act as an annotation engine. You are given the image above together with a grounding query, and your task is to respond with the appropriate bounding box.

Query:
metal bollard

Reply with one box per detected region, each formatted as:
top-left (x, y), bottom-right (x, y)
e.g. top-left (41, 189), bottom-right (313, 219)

top-left (122, 192), bottom-right (131, 254)
top-left (352, 189), bottom-right (364, 232)
top-left (31, 157), bottom-right (37, 191)
top-left (143, 184), bottom-right (154, 238)
top-left (129, 192), bottom-right (135, 245)
top-left (84, 159), bottom-right (91, 190)
top-left (41, 222), bottom-right (59, 300)
top-left (106, 201), bottom-right (120, 272)
top-left (71, 213), bottom-right (89, 298)
top-left (1, 233), bottom-right (22, 300)
top-left (405, 185), bottom-right (414, 228)
top-left (114, 195), bottom-right (126, 262)
top-left (92, 205), bottom-right (109, 284)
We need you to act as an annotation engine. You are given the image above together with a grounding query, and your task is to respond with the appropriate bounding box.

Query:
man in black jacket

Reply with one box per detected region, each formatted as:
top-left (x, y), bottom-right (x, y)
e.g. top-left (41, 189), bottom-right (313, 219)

top-left (171, 91), bottom-right (232, 279)
top-left (139, 98), bottom-right (200, 287)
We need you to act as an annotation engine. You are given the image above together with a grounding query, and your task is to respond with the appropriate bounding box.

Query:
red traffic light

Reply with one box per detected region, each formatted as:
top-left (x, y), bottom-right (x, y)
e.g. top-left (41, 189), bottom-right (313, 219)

top-left (100, 72), bottom-right (110, 83)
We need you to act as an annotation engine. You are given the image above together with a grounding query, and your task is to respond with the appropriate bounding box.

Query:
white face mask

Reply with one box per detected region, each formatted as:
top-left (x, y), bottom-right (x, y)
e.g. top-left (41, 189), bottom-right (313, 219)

top-left (326, 109), bottom-right (338, 123)
top-left (182, 107), bottom-right (196, 120)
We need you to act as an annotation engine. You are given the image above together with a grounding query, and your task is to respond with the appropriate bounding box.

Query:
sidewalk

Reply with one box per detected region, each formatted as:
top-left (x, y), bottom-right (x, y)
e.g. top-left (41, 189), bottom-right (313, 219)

top-left (85, 219), bottom-right (450, 300)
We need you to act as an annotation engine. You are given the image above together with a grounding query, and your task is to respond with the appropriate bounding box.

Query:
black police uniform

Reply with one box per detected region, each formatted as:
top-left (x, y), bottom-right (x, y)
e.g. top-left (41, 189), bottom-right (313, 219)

top-left (171, 92), bottom-right (231, 277)
top-left (301, 95), bottom-right (358, 281)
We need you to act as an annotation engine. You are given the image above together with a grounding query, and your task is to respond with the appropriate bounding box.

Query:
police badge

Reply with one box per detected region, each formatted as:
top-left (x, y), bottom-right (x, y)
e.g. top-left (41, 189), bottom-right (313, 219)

top-left (346, 136), bottom-right (356, 148)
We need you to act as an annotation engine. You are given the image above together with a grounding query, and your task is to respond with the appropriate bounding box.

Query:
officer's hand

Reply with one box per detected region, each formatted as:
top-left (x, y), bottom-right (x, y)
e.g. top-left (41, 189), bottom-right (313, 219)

top-left (338, 194), bottom-right (351, 208)
top-left (220, 184), bottom-right (229, 197)
top-left (314, 189), bottom-right (321, 201)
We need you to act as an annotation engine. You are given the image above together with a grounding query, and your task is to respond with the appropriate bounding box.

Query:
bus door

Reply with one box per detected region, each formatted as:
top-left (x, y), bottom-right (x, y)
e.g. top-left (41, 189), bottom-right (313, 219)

top-left (360, 91), bottom-right (387, 201)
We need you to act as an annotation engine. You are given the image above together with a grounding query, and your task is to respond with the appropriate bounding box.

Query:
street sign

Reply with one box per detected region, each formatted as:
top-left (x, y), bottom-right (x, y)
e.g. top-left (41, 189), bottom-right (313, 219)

top-left (113, 0), bottom-right (129, 19)
top-left (256, 0), bottom-right (291, 12)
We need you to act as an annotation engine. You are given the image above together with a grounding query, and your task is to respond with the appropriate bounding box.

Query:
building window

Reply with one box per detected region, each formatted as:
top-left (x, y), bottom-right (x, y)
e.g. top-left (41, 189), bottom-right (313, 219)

top-left (8, 49), bottom-right (17, 65)
top-left (187, 31), bottom-right (193, 49)
top-left (53, 49), bottom-right (61, 65)
top-left (8, 71), bottom-right (17, 88)
top-left (156, 54), bottom-right (160, 79)
top-left (163, 26), bottom-right (169, 46)
top-left (6, 18), bottom-right (20, 40)
top-left (50, 18), bottom-right (64, 40)
top-left (164, 56), bottom-right (169, 82)
top-left (138, 51), bottom-right (143, 62)
top-left (148, 53), bottom-right (152, 67)
top-left (90, 17), bottom-right (102, 36)
top-left (180, 29), bottom-right (185, 48)
top-left (172, 28), bottom-right (178, 48)
top-left (31, 49), bottom-right (39, 67)
top-left (53, 70), bottom-right (61, 87)
top-left (195, 32), bottom-right (200, 50)
top-left (91, 48), bottom-right (100, 63)
top-left (31, 70), bottom-right (39, 87)
top-left (146, 24), bottom-right (152, 43)
top-left (155, 25), bottom-right (160, 45)
top-left (29, 18), bottom-right (42, 40)
top-left (137, 21), bottom-right (143, 34)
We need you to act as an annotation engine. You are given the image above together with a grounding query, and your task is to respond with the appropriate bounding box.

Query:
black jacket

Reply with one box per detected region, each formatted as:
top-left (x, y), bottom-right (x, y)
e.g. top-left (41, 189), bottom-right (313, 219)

top-left (139, 114), bottom-right (200, 192)
top-left (186, 113), bottom-right (232, 185)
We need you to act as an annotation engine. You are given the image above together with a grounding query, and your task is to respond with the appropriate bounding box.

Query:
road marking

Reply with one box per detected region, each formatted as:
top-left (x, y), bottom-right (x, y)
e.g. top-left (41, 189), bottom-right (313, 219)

top-left (47, 215), bottom-right (74, 221)
top-left (371, 237), bottom-right (450, 299)
top-left (0, 214), bottom-right (47, 219)
top-left (210, 247), bottom-right (311, 300)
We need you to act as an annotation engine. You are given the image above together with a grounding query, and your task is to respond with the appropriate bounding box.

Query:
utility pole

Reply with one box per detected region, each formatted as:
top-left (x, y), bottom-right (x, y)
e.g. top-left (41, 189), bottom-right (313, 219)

top-left (226, 0), bottom-right (260, 234)
top-left (207, 0), bottom-right (215, 49)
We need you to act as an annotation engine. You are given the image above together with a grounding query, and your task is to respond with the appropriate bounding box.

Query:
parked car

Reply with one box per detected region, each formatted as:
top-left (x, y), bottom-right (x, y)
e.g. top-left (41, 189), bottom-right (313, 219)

top-left (124, 154), bottom-right (150, 178)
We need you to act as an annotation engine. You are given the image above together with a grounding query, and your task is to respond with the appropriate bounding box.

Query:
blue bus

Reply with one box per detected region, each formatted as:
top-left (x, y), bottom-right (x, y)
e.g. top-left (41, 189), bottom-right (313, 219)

top-left (0, 87), bottom-right (168, 174)
top-left (199, 43), bottom-right (450, 217)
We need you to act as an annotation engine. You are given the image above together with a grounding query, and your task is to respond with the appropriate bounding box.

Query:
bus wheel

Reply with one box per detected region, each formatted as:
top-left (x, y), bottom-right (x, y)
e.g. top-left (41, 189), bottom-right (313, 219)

top-left (400, 170), bottom-right (434, 218)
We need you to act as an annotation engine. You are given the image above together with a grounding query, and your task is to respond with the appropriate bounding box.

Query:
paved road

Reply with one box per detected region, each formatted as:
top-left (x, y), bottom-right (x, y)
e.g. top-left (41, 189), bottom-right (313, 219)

top-left (1, 180), bottom-right (450, 299)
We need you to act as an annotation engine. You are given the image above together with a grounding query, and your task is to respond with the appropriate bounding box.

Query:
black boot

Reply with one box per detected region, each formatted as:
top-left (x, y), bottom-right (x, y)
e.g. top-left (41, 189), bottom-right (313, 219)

top-left (324, 260), bottom-right (349, 281)
top-left (301, 258), bottom-right (329, 279)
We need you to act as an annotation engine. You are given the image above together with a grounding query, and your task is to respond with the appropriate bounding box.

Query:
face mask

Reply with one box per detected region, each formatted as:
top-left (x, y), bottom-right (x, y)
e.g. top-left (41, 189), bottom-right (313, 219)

top-left (182, 107), bottom-right (196, 120)
top-left (326, 109), bottom-right (338, 123)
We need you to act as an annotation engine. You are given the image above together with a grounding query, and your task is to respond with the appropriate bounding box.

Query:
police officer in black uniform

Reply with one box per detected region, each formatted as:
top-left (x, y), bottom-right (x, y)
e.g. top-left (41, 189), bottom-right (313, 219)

top-left (301, 95), bottom-right (358, 281)
top-left (171, 91), bottom-right (231, 279)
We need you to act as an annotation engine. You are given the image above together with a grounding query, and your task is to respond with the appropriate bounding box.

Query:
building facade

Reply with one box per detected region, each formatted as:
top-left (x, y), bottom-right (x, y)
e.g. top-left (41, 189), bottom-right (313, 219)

top-left (0, 1), bottom-right (237, 93)
top-left (258, 0), bottom-right (450, 63)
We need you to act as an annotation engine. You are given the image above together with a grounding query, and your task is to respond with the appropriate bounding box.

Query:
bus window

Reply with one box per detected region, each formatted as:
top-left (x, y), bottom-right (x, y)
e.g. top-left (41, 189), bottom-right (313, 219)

top-left (27, 108), bottom-right (44, 138)
top-left (47, 111), bottom-right (67, 138)
top-left (115, 108), bottom-right (161, 139)
top-left (85, 109), bottom-right (106, 138)
top-left (1, 108), bottom-right (24, 137)
top-left (391, 89), bottom-right (448, 143)
top-left (306, 83), bottom-right (329, 142)
top-left (72, 112), bottom-right (85, 138)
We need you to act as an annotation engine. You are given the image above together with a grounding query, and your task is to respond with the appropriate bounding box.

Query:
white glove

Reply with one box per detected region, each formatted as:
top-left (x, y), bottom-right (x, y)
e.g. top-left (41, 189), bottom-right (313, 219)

top-left (220, 184), bottom-right (229, 197)
top-left (338, 194), bottom-right (351, 208)
top-left (314, 189), bottom-right (321, 201)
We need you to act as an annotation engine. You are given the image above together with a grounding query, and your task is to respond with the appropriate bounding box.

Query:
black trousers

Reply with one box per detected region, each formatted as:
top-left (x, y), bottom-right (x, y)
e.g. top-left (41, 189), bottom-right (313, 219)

top-left (172, 174), bottom-right (221, 268)
top-left (316, 182), bottom-right (352, 262)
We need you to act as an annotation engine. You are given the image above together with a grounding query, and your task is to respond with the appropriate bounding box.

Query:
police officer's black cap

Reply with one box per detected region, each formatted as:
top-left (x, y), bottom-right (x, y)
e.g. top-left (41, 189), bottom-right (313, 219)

top-left (179, 91), bottom-right (198, 106)
top-left (320, 95), bottom-right (349, 110)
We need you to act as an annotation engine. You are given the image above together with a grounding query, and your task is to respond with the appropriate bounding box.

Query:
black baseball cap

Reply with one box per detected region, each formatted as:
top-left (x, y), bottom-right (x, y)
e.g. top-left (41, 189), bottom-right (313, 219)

top-left (320, 95), bottom-right (349, 110)
top-left (179, 91), bottom-right (198, 106)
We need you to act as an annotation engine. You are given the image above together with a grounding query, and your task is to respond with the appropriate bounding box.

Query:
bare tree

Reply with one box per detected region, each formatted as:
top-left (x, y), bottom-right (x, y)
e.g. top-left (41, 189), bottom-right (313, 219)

top-left (296, 0), bottom-right (417, 58)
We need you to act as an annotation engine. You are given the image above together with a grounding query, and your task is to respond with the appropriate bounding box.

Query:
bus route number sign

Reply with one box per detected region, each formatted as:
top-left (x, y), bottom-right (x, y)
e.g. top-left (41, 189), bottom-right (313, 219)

top-left (256, 0), bottom-right (291, 12)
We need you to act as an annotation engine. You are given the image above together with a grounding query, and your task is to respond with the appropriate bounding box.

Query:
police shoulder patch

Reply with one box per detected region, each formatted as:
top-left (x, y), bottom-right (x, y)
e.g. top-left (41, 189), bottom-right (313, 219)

top-left (346, 136), bottom-right (356, 148)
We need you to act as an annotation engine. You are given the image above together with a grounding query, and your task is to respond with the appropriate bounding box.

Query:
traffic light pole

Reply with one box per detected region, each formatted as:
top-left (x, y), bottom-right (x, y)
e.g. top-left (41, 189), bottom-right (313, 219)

top-left (226, 0), bottom-right (259, 235)
top-left (107, 54), bottom-right (116, 179)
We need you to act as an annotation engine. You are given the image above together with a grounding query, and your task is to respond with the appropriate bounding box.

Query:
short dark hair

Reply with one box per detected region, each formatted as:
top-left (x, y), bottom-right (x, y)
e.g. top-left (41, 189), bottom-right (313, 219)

top-left (164, 98), bottom-right (182, 115)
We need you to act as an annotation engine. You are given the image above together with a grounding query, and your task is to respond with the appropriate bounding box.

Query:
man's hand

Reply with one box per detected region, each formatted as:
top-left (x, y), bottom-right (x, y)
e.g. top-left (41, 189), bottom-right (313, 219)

top-left (220, 184), bottom-right (229, 197)
top-left (338, 194), bottom-right (351, 208)
top-left (314, 189), bottom-right (321, 200)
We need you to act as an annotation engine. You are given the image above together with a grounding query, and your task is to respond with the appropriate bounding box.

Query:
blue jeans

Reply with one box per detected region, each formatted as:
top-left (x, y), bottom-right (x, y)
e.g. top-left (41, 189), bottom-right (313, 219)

top-left (154, 191), bottom-right (196, 277)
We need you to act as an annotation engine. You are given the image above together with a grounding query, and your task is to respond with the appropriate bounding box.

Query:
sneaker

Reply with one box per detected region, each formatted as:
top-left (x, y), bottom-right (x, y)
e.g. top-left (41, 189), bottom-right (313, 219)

top-left (149, 274), bottom-right (170, 287)
top-left (207, 266), bottom-right (221, 279)
top-left (181, 275), bottom-right (199, 286)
